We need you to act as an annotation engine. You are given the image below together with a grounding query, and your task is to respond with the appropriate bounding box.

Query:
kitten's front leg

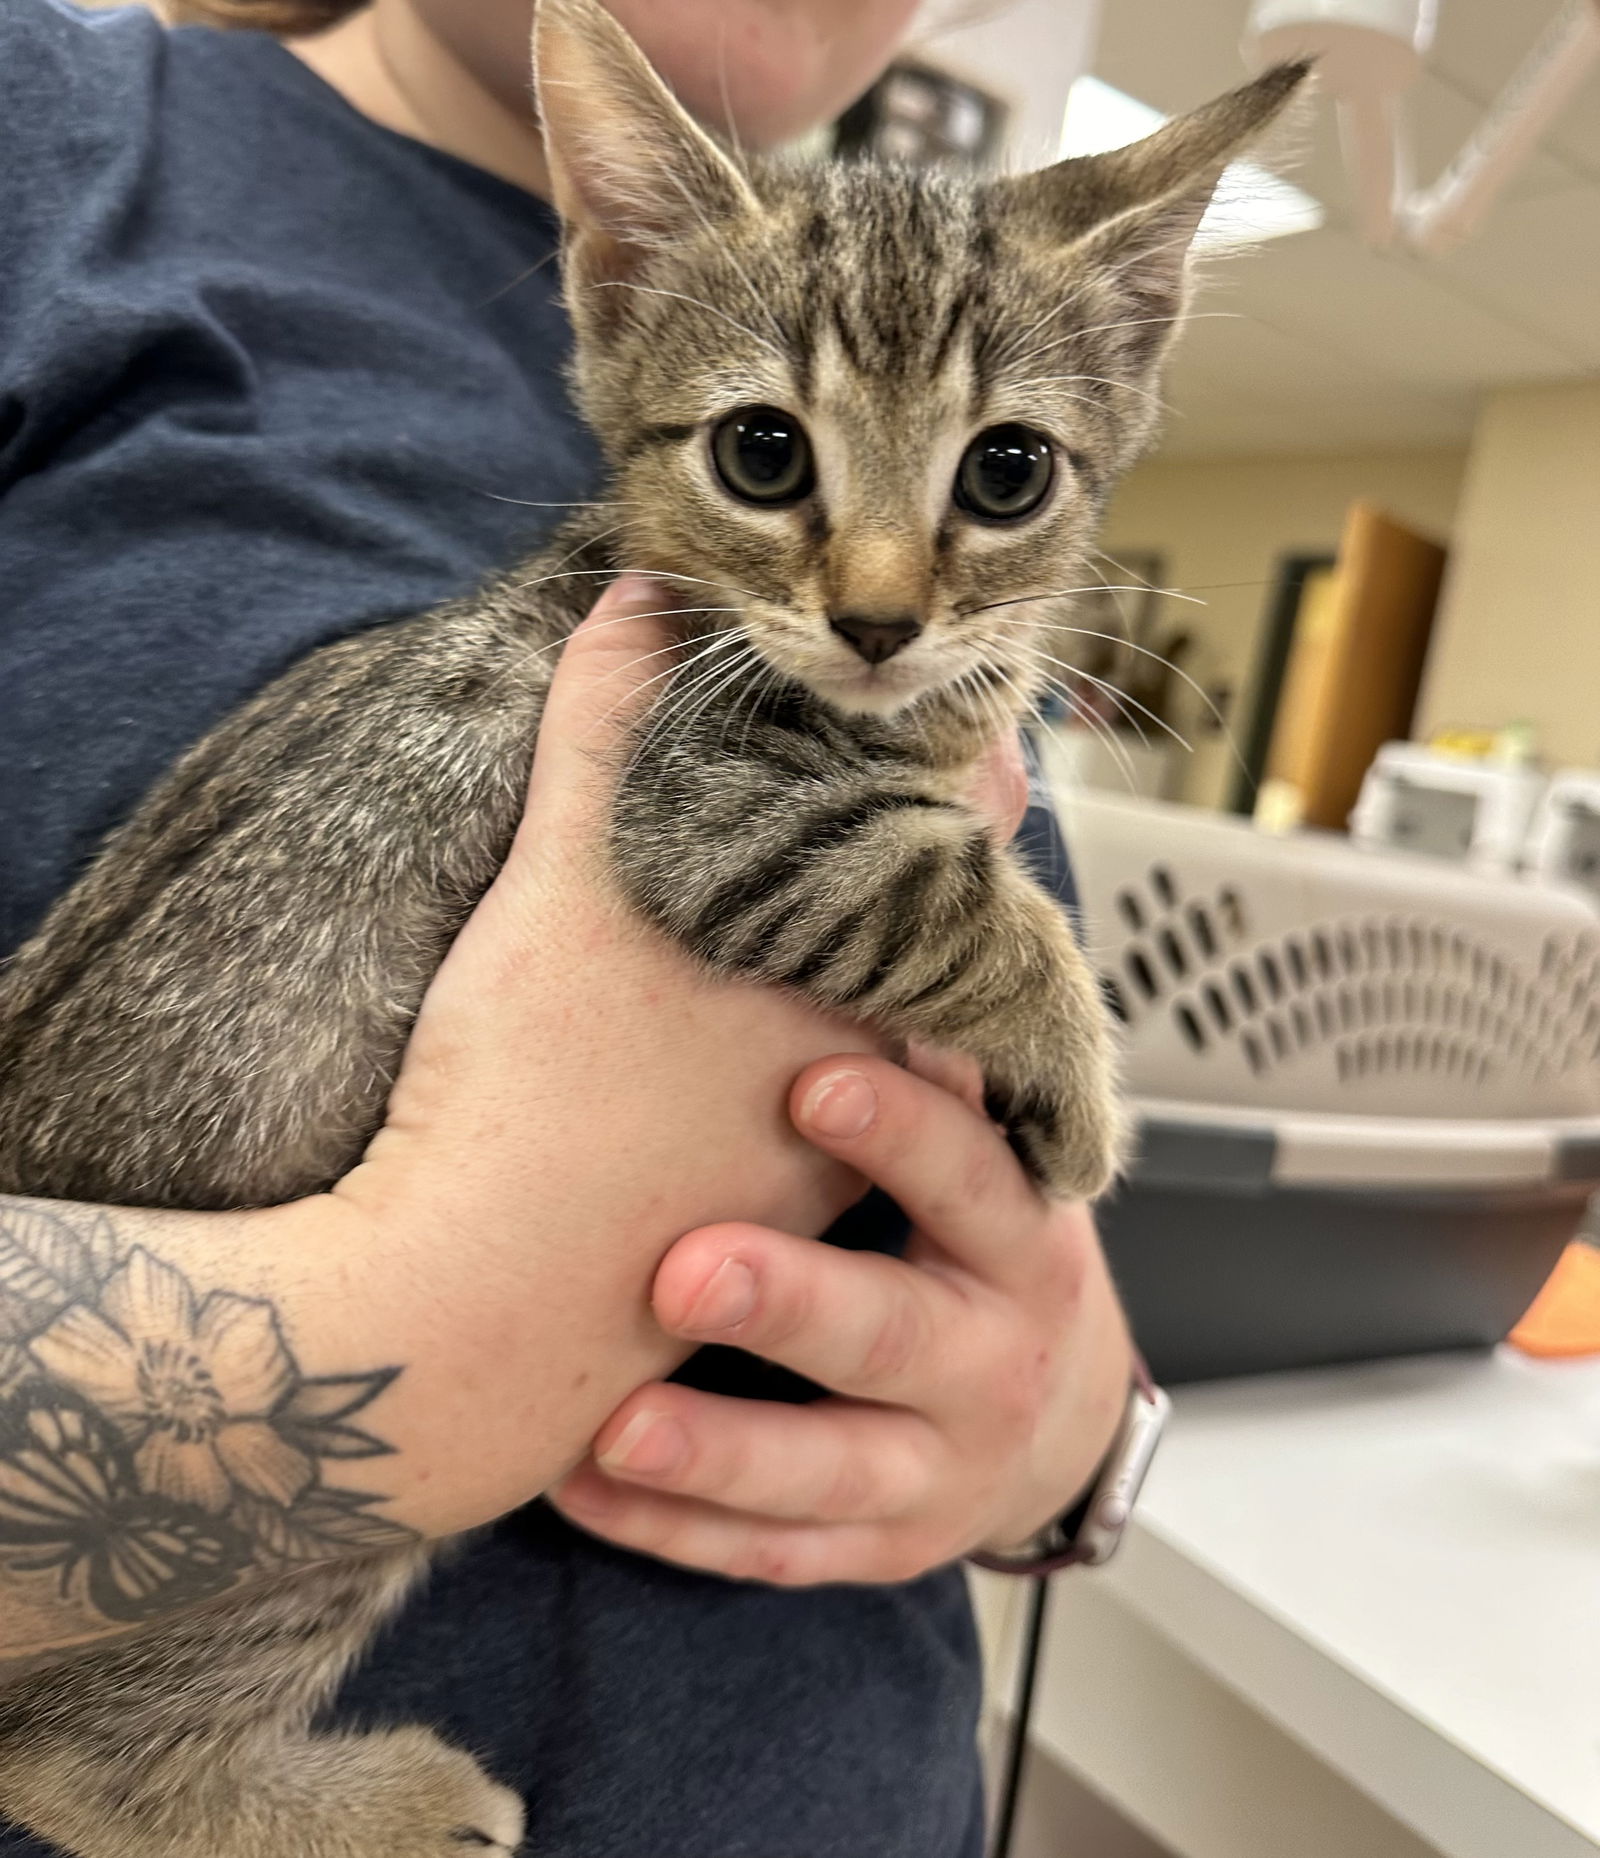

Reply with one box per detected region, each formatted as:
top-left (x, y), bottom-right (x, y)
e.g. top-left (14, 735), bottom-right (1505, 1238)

top-left (619, 766), bottom-right (1123, 1200)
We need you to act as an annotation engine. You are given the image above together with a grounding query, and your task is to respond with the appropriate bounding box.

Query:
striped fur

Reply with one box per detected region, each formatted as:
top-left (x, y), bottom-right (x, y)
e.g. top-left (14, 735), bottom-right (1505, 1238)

top-left (0, 2), bottom-right (1306, 1851)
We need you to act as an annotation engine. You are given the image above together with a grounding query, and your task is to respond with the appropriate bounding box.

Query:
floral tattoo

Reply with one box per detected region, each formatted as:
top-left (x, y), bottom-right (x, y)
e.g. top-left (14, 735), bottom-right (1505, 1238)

top-left (0, 1202), bottom-right (416, 1625)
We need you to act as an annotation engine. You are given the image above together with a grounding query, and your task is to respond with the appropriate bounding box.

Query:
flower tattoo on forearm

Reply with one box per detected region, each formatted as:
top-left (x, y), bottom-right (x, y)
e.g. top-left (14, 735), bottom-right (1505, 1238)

top-left (0, 1202), bottom-right (416, 1625)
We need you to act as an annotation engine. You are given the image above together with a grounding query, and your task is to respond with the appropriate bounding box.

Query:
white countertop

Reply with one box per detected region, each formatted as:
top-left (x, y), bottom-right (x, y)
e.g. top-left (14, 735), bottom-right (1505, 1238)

top-left (1102, 1349), bottom-right (1600, 1858)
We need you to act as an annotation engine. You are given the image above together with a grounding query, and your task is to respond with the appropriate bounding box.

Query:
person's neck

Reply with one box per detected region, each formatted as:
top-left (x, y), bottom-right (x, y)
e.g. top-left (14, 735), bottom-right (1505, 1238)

top-left (286, 3), bottom-right (552, 198)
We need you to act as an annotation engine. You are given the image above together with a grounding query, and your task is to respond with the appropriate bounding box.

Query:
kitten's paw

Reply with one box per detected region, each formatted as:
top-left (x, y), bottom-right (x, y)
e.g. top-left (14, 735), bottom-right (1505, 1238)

top-left (6, 1728), bottom-right (526, 1858)
top-left (316, 1727), bottom-right (526, 1858)
top-left (990, 1069), bottom-right (1126, 1202)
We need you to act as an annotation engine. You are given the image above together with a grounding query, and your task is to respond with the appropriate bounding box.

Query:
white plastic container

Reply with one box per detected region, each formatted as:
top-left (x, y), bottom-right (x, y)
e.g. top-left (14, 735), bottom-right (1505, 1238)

top-left (1051, 787), bottom-right (1600, 1380)
top-left (1033, 720), bottom-right (1176, 803)
top-left (1349, 740), bottom-right (1546, 874)
top-left (1527, 769), bottom-right (1600, 902)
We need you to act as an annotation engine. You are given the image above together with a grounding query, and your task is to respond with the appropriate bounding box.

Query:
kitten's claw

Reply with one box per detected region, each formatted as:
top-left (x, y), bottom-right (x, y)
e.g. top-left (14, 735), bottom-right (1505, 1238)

top-left (349, 1732), bottom-right (526, 1858)
top-left (990, 1071), bottom-right (1125, 1203)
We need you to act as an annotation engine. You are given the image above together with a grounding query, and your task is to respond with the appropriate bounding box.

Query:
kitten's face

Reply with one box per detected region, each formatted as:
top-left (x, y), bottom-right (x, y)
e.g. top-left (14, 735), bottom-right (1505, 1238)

top-left (585, 164), bottom-right (1159, 724)
top-left (534, 0), bottom-right (1304, 735)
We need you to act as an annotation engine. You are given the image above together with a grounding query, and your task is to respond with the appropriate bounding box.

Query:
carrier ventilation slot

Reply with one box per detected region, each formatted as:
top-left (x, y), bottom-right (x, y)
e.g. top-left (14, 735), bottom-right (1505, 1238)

top-left (1098, 867), bottom-right (1599, 1090)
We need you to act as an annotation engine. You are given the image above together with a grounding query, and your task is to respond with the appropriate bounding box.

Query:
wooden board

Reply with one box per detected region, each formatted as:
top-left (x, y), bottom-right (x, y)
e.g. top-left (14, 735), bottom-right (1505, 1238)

top-left (1263, 503), bottom-right (1448, 832)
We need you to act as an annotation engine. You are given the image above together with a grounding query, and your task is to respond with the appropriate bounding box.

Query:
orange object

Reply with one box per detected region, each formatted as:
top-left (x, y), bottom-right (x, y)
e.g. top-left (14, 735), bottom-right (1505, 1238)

top-left (1509, 1241), bottom-right (1600, 1359)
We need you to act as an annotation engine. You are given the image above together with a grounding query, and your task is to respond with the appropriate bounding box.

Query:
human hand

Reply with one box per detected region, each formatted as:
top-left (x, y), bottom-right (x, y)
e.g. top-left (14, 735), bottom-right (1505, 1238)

top-left (318, 576), bottom-right (890, 1537)
top-left (550, 1047), bottom-right (1133, 1584)
top-left (970, 733), bottom-right (1029, 844)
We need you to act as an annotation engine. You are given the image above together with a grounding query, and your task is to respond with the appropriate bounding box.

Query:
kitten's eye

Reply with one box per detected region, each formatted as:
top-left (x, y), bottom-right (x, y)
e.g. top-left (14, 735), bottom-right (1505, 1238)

top-left (711, 406), bottom-right (815, 506)
top-left (955, 425), bottom-right (1054, 521)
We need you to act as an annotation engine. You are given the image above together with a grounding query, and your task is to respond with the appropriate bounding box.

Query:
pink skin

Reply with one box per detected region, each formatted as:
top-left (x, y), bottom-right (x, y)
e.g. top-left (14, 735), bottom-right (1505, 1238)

top-left (550, 1046), bottom-right (1133, 1582)
top-left (403, 0), bottom-right (924, 149)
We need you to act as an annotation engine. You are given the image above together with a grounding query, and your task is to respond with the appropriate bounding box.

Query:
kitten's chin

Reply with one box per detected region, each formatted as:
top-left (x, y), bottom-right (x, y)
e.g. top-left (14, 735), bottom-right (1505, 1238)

top-left (791, 657), bottom-right (941, 718)
top-left (813, 677), bottom-right (927, 718)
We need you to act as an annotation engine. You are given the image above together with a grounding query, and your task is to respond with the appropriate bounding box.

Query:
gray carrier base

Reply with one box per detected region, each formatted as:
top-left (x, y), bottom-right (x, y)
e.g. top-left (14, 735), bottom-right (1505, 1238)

top-left (1101, 1111), bottom-right (1594, 1382)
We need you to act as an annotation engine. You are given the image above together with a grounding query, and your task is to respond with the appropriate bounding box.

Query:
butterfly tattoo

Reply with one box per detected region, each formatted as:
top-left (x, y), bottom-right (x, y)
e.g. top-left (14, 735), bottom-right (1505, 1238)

top-left (0, 1206), bottom-right (413, 1625)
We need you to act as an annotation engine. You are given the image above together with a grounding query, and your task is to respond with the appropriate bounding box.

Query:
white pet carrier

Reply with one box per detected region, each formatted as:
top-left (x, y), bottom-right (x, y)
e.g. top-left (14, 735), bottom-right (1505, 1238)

top-left (1050, 788), bottom-right (1600, 1382)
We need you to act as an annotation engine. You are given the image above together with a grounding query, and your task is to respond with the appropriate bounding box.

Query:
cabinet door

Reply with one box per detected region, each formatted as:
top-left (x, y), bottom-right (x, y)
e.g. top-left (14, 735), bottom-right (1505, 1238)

top-left (1264, 501), bottom-right (1447, 832)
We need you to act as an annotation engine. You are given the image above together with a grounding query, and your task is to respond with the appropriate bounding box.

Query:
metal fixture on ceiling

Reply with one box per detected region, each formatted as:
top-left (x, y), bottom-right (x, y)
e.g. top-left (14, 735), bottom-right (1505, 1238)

top-left (1244, 0), bottom-right (1600, 252)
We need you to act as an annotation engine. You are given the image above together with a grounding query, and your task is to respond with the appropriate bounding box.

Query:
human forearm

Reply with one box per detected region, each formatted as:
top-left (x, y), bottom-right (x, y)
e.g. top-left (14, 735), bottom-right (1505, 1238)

top-left (0, 1186), bottom-right (684, 1675)
top-left (0, 590), bottom-right (878, 1673)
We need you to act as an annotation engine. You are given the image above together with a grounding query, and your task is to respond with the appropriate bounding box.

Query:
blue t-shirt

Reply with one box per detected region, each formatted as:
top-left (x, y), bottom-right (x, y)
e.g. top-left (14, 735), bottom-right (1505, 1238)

top-left (0, 6), bottom-right (1081, 1852)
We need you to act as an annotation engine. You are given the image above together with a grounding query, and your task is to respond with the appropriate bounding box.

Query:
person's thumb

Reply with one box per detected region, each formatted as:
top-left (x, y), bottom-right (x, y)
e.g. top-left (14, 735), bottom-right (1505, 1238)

top-left (516, 574), bottom-right (677, 847)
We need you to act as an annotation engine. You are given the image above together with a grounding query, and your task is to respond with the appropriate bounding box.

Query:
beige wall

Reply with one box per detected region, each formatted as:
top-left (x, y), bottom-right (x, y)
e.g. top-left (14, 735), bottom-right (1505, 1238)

top-left (1419, 382), bottom-right (1600, 767)
top-left (1099, 447), bottom-right (1467, 806)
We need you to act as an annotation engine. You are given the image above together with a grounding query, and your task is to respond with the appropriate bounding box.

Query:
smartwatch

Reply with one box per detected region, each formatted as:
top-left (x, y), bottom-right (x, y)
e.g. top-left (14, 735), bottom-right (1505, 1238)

top-left (970, 1357), bottom-right (1169, 1575)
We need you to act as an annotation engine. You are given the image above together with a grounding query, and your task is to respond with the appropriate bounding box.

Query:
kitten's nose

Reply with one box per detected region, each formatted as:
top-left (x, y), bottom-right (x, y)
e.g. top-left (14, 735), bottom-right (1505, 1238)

top-left (829, 613), bottom-right (923, 665)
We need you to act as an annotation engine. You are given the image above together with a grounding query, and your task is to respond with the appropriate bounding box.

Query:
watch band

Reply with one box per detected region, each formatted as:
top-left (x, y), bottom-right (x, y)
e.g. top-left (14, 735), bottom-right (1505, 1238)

top-left (969, 1352), bottom-right (1168, 1576)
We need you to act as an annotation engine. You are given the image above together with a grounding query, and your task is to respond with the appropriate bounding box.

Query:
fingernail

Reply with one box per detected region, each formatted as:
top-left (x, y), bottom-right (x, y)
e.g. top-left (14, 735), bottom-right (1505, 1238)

top-left (801, 1070), bottom-right (878, 1140)
top-left (598, 1411), bottom-right (688, 1478)
top-left (678, 1257), bottom-right (756, 1334)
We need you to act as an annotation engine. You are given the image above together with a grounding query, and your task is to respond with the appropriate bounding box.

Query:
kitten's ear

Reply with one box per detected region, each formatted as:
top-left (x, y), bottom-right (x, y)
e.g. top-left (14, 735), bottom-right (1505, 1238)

top-left (1000, 62), bottom-right (1310, 345)
top-left (532, 0), bottom-right (758, 291)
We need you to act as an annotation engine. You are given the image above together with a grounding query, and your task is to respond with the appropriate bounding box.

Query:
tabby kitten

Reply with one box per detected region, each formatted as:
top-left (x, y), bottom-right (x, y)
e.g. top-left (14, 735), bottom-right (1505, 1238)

top-left (0, 2), bottom-right (1304, 1851)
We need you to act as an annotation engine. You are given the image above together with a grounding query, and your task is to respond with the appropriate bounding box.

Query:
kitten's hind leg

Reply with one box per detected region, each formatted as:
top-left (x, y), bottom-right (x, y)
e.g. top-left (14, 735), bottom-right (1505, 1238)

top-left (18, 1726), bottom-right (525, 1858)
top-left (0, 1551), bottom-right (525, 1858)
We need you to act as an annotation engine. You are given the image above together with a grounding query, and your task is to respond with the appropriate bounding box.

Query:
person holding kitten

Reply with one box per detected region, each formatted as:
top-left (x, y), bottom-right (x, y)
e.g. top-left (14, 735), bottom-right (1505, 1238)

top-left (0, 1), bottom-right (1139, 1854)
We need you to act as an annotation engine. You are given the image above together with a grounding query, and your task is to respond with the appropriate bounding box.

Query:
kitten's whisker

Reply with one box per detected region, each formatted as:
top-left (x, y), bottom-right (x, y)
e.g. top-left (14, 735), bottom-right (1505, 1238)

top-left (999, 250), bottom-right (1183, 369)
top-left (610, 567), bottom-right (774, 608)
top-left (1032, 658), bottom-right (1191, 755)
top-left (965, 582), bottom-right (1205, 615)
top-left (507, 522), bottom-right (629, 596)
top-left (628, 640), bottom-right (741, 743)
top-left (519, 606), bottom-right (743, 669)
top-left (590, 280), bottom-right (787, 362)
top-left (738, 662), bottom-right (794, 759)
top-left (587, 632), bottom-right (734, 733)
top-left (1007, 386), bottom-right (1120, 418)
top-left (1048, 626), bottom-right (1223, 747)
top-left (1027, 656), bottom-right (1155, 750)
top-left (476, 246), bottom-right (560, 308)
top-left (507, 567), bottom-right (612, 592)
top-left (1014, 308), bottom-right (1239, 371)
top-left (1007, 373), bottom-right (1166, 412)
top-left (990, 667), bottom-right (1066, 763)
top-left (655, 162), bottom-right (787, 354)
top-left (1032, 679), bottom-right (1145, 795)
top-left (713, 653), bottom-right (767, 757)
top-left (630, 639), bottom-right (759, 763)
top-left (714, 18), bottom-right (747, 166)
top-left (983, 656), bottom-right (1144, 795)
top-left (1081, 563), bottom-right (1141, 648)
top-left (431, 603), bottom-right (706, 720)
top-left (659, 645), bottom-right (765, 760)
top-left (1050, 626), bottom-right (1252, 784)
top-left (477, 493), bottom-right (612, 511)
top-left (1001, 271), bottom-right (1104, 364)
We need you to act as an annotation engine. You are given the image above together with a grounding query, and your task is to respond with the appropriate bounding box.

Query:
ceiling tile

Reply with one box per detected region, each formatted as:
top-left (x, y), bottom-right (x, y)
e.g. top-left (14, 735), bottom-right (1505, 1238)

top-left (1091, 0), bottom-right (1246, 110)
top-left (1156, 314), bottom-right (1481, 455)
top-left (1434, 185), bottom-right (1600, 368)
top-left (1089, 0), bottom-right (1598, 188)
top-left (1204, 225), bottom-right (1583, 383)
top-left (1426, 0), bottom-right (1600, 176)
